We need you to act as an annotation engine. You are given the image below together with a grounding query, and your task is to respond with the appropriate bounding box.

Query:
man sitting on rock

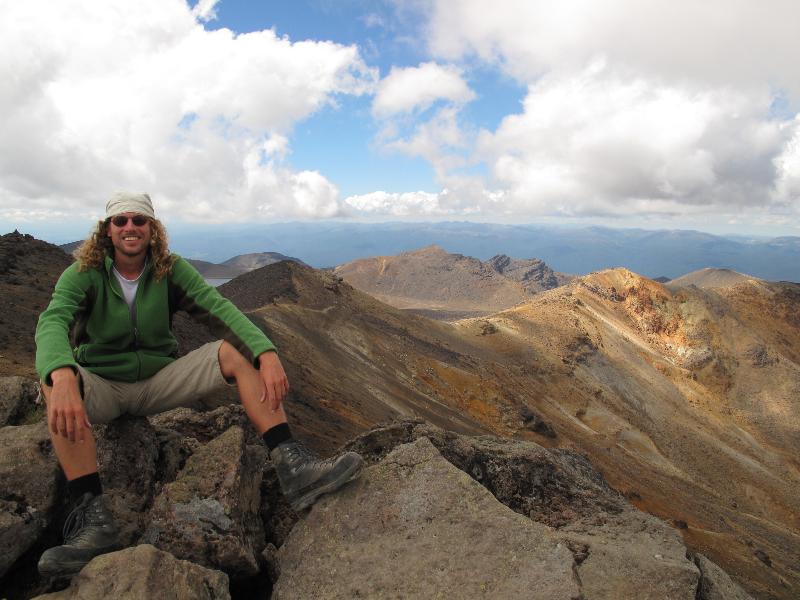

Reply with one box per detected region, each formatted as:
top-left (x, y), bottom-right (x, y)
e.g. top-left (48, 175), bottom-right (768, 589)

top-left (34, 192), bottom-right (363, 579)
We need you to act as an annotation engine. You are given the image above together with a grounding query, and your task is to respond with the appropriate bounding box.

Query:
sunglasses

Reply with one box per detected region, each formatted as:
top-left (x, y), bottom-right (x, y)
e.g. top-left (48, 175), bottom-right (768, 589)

top-left (109, 215), bottom-right (149, 227)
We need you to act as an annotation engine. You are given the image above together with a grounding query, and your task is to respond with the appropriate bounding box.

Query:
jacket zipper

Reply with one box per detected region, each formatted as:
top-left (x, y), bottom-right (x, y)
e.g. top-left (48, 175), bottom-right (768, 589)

top-left (132, 277), bottom-right (142, 379)
top-left (109, 263), bottom-right (143, 378)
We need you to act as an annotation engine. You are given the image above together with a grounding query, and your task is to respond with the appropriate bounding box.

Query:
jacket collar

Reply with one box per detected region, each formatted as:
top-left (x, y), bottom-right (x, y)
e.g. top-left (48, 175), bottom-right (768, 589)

top-left (104, 253), bottom-right (152, 278)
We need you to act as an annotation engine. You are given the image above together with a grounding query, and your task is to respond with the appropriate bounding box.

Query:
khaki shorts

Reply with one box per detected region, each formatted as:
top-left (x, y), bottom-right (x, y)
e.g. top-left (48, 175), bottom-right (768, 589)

top-left (74, 341), bottom-right (237, 424)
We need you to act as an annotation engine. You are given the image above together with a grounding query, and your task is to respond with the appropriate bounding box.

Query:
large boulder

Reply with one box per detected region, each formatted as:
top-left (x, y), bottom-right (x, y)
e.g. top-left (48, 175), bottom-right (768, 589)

top-left (31, 544), bottom-right (230, 599)
top-left (346, 418), bottom-right (629, 527)
top-left (344, 420), bottom-right (704, 599)
top-left (0, 421), bottom-right (60, 577)
top-left (143, 426), bottom-right (266, 578)
top-left (0, 376), bottom-right (41, 426)
top-left (274, 437), bottom-right (580, 599)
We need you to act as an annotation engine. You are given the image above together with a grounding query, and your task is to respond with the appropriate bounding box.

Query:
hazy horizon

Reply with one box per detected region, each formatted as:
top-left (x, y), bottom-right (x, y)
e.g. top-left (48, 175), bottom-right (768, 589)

top-left (11, 220), bottom-right (798, 282)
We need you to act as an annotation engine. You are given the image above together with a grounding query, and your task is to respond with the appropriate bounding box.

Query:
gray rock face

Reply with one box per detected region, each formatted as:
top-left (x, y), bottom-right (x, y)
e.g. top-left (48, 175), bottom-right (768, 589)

top-left (694, 553), bottom-right (754, 600)
top-left (344, 420), bottom-right (706, 600)
top-left (487, 254), bottom-right (569, 291)
top-left (274, 437), bottom-right (581, 599)
top-left (346, 419), bottom-right (627, 528)
top-left (0, 421), bottom-right (60, 577)
top-left (30, 544), bottom-right (230, 600)
top-left (143, 426), bottom-right (266, 577)
top-left (0, 376), bottom-right (40, 426)
top-left (557, 511), bottom-right (699, 599)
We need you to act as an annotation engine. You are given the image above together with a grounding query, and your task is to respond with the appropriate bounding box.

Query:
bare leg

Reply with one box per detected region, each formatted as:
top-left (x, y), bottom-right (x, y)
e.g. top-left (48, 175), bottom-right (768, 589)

top-left (40, 383), bottom-right (99, 480)
top-left (218, 341), bottom-right (288, 435)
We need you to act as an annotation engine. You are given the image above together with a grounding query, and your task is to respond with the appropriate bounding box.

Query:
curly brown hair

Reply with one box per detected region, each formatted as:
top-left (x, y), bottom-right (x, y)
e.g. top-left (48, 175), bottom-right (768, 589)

top-left (74, 218), bottom-right (176, 281)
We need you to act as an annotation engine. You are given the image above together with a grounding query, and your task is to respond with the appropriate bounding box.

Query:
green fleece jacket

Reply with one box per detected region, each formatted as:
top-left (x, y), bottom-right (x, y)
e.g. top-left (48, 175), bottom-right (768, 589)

top-left (35, 254), bottom-right (276, 384)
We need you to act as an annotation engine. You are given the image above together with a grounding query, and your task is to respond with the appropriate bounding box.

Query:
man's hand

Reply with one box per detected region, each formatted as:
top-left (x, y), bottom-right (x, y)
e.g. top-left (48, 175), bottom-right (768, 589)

top-left (48, 367), bottom-right (91, 443)
top-left (258, 351), bottom-right (289, 412)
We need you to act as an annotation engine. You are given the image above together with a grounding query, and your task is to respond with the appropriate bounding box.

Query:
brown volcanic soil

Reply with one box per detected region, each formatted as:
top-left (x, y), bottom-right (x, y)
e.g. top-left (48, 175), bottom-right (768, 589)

top-left (0, 231), bottom-right (72, 378)
top-left (452, 269), bottom-right (800, 599)
top-left (333, 245), bottom-right (533, 318)
top-left (205, 262), bottom-right (502, 451)
top-left (206, 261), bottom-right (800, 598)
top-left (6, 235), bottom-right (800, 598)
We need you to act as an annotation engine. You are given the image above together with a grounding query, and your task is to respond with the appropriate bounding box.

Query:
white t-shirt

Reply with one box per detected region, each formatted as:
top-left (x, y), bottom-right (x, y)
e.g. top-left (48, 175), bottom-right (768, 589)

top-left (112, 261), bottom-right (146, 319)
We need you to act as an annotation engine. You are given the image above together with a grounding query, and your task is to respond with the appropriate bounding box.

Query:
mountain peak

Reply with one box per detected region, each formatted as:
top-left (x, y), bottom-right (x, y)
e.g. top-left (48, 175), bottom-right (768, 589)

top-left (404, 244), bottom-right (447, 256)
top-left (669, 268), bottom-right (761, 289)
top-left (219, 260), bottom-right (347, 312)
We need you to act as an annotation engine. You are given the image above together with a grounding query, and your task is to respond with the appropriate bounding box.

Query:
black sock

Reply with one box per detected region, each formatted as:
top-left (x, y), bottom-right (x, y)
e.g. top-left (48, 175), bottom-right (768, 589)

top-left (67, 472), bottom-right (102, 501)
top-left (262, 423), bottom-right (293, 451)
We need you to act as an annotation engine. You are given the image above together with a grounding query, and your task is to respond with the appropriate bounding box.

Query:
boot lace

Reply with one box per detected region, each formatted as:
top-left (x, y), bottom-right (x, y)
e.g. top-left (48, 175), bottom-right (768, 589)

top-left (285, 442), bottom-right (340, 467)
top-left (62, 495), bottom-right (93, 543)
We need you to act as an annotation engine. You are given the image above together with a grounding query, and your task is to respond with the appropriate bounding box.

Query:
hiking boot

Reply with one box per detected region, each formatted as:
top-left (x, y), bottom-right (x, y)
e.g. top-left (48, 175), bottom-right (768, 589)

top-left (271, 441), bottom-right (363, 511)
top-left (38, 492), bottom-right (121, 578)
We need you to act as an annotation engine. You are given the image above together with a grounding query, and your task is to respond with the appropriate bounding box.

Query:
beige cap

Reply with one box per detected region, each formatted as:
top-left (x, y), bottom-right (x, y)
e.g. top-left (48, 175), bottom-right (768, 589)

top-left (105, 192), bottom-right (155, 219)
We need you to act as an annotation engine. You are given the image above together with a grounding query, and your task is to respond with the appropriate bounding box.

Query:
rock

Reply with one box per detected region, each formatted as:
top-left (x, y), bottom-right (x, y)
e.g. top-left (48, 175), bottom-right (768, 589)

top-left (346, 418), bottom-right (626, 528)
top-left (0, 421), bottom-right (60, 577)
top-left (754, 548), bottom-right (772, 567)
top-left (261, 543), bottom-right (280, 585)
top-left (694, 553), bottom-right (754, 600)
top-left (557, 510), bottom-right (699, 599)
top-left (143, 426), bottom-right (266, 578)
top-left (148, 404), bottom-right (254, 445)
top-left (479, 320), bottom-right (498, 335)
top-left (30, 544), bottom-right (230, 599)
top-left (345, 420), bottom-right (708, 599)
top-left (520, 406), bottom-right (557, 438)
top-left (259, 463), bottom-right (299, 551)
top-left (744, 344), bottom-right (774, 367)
top-left (152, 426), bottom-right (200, 486)
top-left (94, 417), bottom-right (160, 546)
top-left (0, 376), bottom-right (41, 426)
top-left (274, 437), bottom-right (580, 599)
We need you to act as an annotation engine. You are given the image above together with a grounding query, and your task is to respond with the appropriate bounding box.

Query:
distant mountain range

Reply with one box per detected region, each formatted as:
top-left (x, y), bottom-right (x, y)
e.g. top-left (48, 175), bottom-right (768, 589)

top-left (156, 222), bottom-right (800, 282)
top-left (60, 241), bottom-right (304, 279)
top-left (54, 223), bottom-right (800, 281)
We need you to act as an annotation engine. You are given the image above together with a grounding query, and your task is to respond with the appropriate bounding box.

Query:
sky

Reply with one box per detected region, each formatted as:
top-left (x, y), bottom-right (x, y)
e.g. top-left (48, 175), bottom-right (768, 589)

top-left (2, 0), bottom-right (800, 241)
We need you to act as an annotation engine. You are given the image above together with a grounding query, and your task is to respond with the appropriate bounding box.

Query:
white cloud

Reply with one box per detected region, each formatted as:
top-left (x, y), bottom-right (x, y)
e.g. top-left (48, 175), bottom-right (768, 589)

top-left (344, 190), bottom-right (446, 216)
top-left (191, 0), bottom-right (220, 22)
top-left (477, 63), bottom-right (788, 216)
top-left (344, 186), bottom-right (503, 217)
top-left (371, 0), bottom-right (800, 222)
top-left (382, 107), bottom-right (470, 176)
top-left (426, 0), bottom-right (800, 99)
top-left (373, 62), bottom-right (474, 117)
top-left (0, 0), bottom-right (376, 223)
top-left (362, 13), bottom-right (385, 29)
top-left (774, 117), bottom-right (800, 206)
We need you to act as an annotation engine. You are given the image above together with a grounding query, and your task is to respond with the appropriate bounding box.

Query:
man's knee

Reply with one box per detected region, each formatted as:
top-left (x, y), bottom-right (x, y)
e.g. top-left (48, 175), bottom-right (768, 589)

top-left (218, 341), bottom-right (251, 377)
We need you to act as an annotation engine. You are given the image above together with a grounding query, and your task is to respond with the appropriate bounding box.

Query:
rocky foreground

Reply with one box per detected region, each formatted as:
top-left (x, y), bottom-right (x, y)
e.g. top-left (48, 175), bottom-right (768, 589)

top-left (0, 378), bottom-right (750, 599)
